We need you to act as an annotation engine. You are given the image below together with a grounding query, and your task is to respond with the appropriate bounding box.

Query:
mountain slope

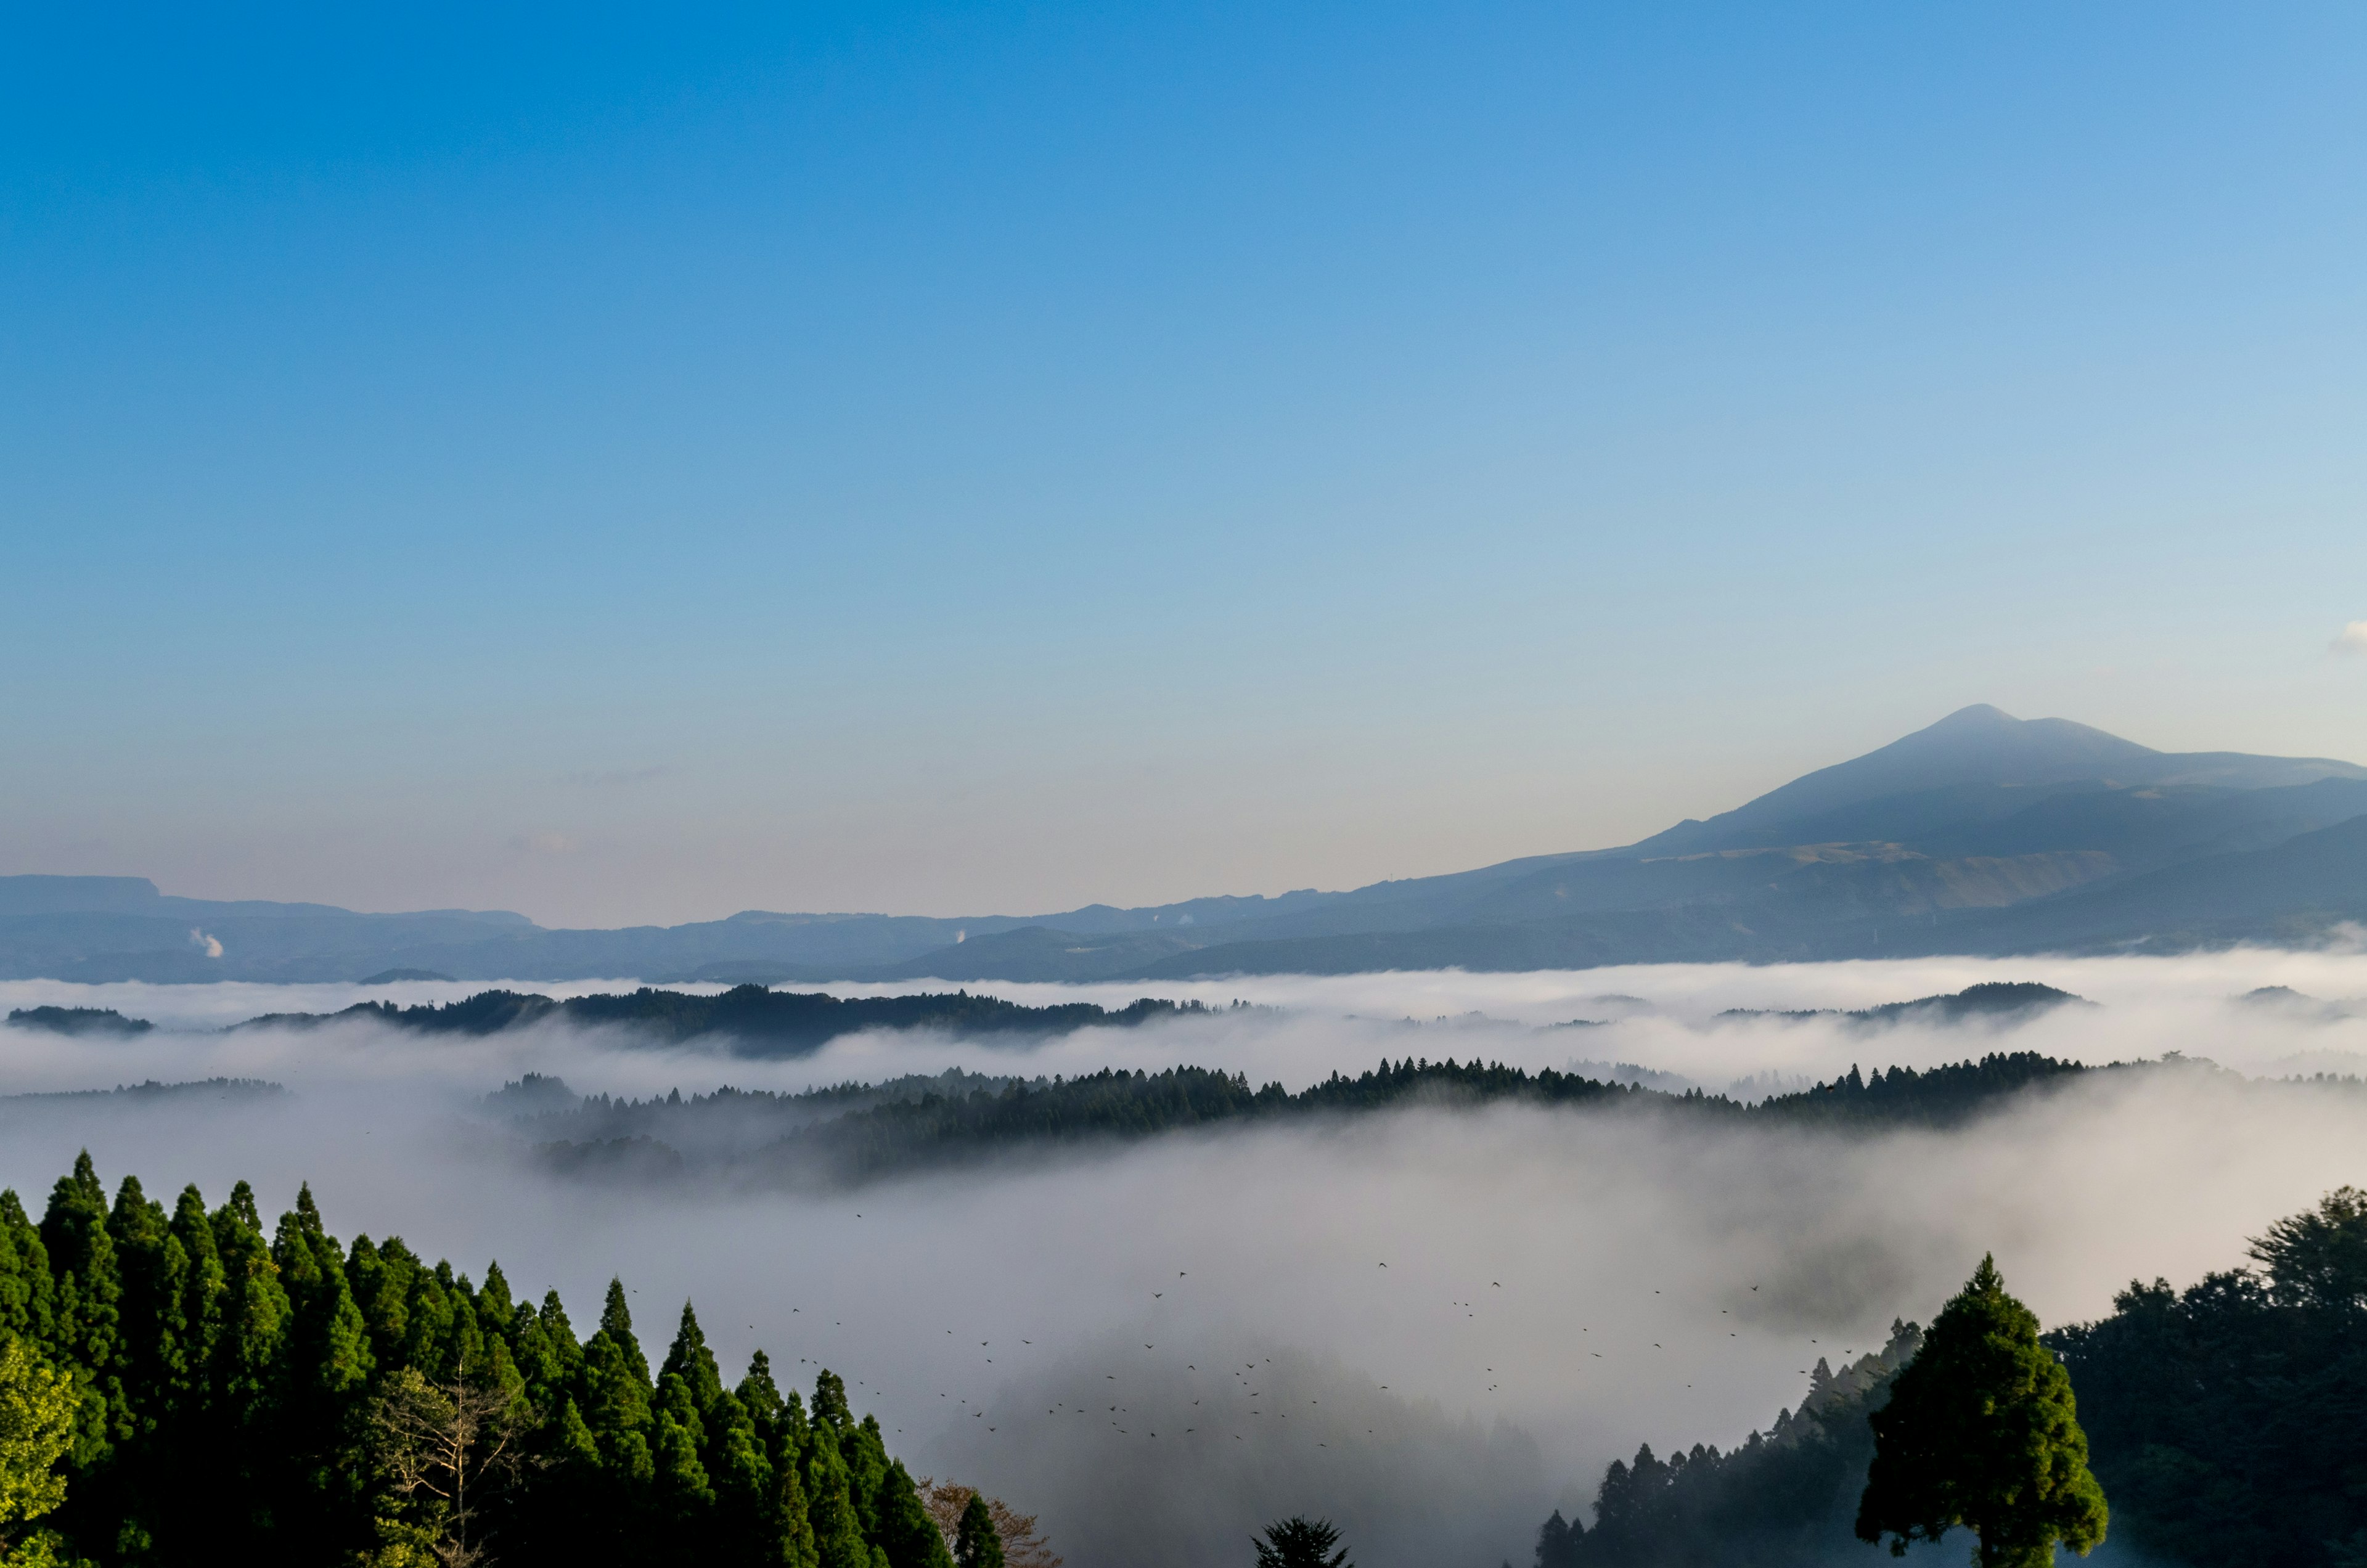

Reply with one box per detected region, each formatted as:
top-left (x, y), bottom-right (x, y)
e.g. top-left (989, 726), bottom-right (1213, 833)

top-left (1637, 704), bottom-right (2364, 854)
top-left (7, 706), bottom-right (2362, 981)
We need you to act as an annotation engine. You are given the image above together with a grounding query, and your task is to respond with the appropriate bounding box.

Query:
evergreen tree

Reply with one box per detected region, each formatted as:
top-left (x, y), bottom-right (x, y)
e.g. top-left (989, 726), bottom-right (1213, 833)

top-left (0, 1158), bottom-right (1006, 1568)
top-left (1534, 1509), bottom-right (1579, 1567)
top-left (954, 1490), bottom-right (1004, 1568)
top-left (877, 1460), bottom-right (954, 1568)
top-left (1857, 1256), bottom-right (2107, 1568)
top-left (771, 1444), bottom-right (822, 1568)
top-left (39, 1152), bottom-right (123, 1471)
top-left (802, 1418), bottom-right (873, 1568)
top-left (1254, 1516), bottom-right (1350, 1567)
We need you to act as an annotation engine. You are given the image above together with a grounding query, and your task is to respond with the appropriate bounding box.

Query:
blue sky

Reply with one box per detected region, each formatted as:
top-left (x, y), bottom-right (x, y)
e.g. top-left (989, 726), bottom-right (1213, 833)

top-left (6, 2), bottom-right (2365, 925)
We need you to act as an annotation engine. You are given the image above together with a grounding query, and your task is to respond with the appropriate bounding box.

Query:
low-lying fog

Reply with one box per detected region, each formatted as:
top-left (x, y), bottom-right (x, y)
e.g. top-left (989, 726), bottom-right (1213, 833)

top-left (6, 950), bottom-right (2367, 1567)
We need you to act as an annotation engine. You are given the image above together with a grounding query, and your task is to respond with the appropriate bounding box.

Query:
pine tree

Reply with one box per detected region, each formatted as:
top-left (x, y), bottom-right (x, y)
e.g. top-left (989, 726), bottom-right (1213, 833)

top-left (1254, 1516), bottom-right (1351, 1567)
top-left (1535, 1509), bottom-right (1579, 1568)
top-left (39, 1152), bottom-right (123, 1470)
top-left (877, 1460), bottom-right (955, 1568)
top-left (581, 1278), bottom-right (655, 1489)
top-left (209, 1179), bottom-right (289, 1551)
top-left (271, 1188), bottom-right (377, 1558)
top-left (803, 1418), bottom-right (873, 1568)
top-left (1857, 1256), bottom-right (2108, 1568)
top-left (0, 1192), bottom-right (55, 1347)
top-left (771, 1442), bottom-right (822, 1568)
top-left (954, 1490), bottom-right (1004, 1568)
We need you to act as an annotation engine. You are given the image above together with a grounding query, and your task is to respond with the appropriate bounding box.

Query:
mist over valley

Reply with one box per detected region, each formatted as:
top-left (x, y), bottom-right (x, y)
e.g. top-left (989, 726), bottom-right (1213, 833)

top-left (6, 953), bottom-right (2366, 1563)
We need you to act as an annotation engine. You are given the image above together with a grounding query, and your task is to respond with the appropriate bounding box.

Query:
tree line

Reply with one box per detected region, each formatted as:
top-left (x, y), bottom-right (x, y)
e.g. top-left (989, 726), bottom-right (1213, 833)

top-left (1531, 1186), bottom-right (2367, 1568)
top-left (239, 987), bottom-right (1233, 1056)
top-left (521, 1051), bottom-right (2151, 1188)
top-left (0, 1152), bottom-right (1018, 1566)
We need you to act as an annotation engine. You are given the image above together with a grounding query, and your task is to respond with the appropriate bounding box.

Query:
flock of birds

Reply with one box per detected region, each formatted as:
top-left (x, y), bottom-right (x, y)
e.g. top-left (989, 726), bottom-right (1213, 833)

top-left (746, 1247), bottom-right (1861, 1450)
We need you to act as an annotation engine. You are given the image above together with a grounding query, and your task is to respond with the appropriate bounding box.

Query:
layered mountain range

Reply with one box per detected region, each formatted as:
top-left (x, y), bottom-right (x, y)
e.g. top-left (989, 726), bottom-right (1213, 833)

top-left (9, 705), bottom-right (2365, 984)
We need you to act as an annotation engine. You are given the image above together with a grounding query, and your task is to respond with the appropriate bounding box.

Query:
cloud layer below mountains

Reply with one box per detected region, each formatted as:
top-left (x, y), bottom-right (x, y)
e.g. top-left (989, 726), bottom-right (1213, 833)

top-left (4, 951), bottom-right (2366, 1566)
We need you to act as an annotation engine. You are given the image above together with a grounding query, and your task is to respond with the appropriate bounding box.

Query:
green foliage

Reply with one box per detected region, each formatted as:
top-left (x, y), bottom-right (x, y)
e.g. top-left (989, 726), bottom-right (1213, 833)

top-left (0, 1151), bottom-right (971, 1567)
top-left (954, 1492), bottom-right (1003, 1568)
top-left (1254, 1516), bottom-right (1349, 1567)
top-left (1544, 1189), bottom-right (2367, 1567)
top-left (2048, 1185), bottom-right (2367, 1564)
top-left (1857, 1257), bottom-right (2106, 1568)
top-left (0, 1338), bottom-right (76, 1543)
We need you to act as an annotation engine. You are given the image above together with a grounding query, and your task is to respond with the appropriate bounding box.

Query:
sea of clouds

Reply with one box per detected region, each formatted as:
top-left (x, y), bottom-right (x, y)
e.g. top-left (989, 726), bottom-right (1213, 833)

top-left (4, 951), bottom-right (2366, 1566)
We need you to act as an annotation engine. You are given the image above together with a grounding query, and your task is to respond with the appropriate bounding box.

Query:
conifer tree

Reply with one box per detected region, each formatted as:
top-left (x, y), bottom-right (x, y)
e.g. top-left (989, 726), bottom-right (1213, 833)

top-left (802, 1419), bottom-right (873, 1568)
top-left (954, 1490), bottom-right (1004, 1568)
top-left (581, 1279), bottom-right (655, 1489)
top-left (0, 1158), bottom-right (999, 1568)
top-left (39, 1153), bottom-right (123, 1470)
top-left (1254, 1516), bottom-right (1350, 1567)
top-left (771, 1440), bottom-right (822, 1568)
top-left (1534, 1509), bottom-right (1579, 1568)
top-left (876, 1460), bottom-right (955, 1568)
top-left (0, 1193), bottom-right (55, 1347)
top-left (1857, 1256), bottom-right (2107, 1568)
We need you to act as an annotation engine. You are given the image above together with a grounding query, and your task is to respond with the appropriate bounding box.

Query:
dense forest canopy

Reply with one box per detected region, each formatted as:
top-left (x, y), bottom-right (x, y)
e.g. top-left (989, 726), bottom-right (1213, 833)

top-left (0, 1153), bottom-right (1007, 1567)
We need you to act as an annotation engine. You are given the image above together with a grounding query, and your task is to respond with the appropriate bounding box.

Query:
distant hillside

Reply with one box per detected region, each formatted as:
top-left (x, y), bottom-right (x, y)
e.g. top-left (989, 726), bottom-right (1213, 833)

top-left (238, 984), bottom-right (1230, 1057)
top-left (505, 1050), bottom-right (2134, 1190)
top-left (6, 705), bottom-right (2363, 981)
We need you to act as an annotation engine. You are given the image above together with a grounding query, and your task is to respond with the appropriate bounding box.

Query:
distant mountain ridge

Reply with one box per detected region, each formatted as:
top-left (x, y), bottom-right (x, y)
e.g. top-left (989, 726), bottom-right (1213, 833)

top-left (7, 705), bottom-right (2365, 982)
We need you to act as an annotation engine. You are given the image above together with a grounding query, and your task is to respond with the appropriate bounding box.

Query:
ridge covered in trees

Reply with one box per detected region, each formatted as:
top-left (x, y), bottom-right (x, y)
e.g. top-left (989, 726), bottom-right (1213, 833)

top-left (0, 1152), bottom-right (999, 1566)
top-left (1535, 1322), bottom-right (1925, 1568)
top-left (239, 986), bottom-right (1239, 1057)
top-left (1714, 981), bottom-right (2088, 1029)
top-left (3, 1008), bottom-right (151, 1039)
top-left (513, 1051), bottom-right (2156, 1188)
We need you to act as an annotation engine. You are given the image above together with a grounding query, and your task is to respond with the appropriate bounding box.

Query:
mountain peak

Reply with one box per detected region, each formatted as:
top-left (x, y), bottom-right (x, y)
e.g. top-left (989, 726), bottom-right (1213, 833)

top-left (1635, 705), bottom-right (2366, 855)
top-left (1928, 702), bottom-right (2016, 727)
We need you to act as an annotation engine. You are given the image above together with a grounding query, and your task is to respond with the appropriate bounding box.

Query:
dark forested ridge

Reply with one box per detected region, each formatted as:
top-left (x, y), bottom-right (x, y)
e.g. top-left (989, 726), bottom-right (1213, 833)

top-left (242, 984), bottom-right (1234, 1056)
top-left (1536, 1323), bottom-right (1925, 1568)
top-left (4, 1007), bottom-right (152, 1037)
top-left (84, 979), bottom-right (2077, 1051)
top-left (0, 1152), bottom-right (978, 1567)
top-left (1530, 1190), bottom-right (2367, 1568)
top-left (510, 1050), bottom-right (2188, 1190)
top-left (1714, 981), bottom-right (2088, 1028)
top-left (0, 1077), bottom-right (284, 1108)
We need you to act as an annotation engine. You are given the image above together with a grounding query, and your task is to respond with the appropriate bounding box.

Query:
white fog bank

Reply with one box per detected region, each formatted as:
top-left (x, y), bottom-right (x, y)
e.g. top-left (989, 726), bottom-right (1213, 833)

top-left (3, 953), bottom-right (2365, 1566)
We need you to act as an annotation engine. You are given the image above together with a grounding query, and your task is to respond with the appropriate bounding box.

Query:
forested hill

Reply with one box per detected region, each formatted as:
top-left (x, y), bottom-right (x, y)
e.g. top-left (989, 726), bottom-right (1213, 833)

top-left (1534, 1321), bottom-right (1926, 1568)
top-left (1527, 1188), bottom-right (2367, 1568)
top-left (510, 1050), bottom-right (2178, 1188)
top-left (0, 1153), bottom-right (979, 1567)
top-left (242, 984), bottom-right (1232, 1056)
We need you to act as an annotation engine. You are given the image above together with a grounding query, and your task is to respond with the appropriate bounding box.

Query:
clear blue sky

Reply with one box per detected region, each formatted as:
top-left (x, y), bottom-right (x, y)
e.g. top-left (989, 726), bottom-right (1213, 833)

top-left (6, 2), bottom-right (2365, 926)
